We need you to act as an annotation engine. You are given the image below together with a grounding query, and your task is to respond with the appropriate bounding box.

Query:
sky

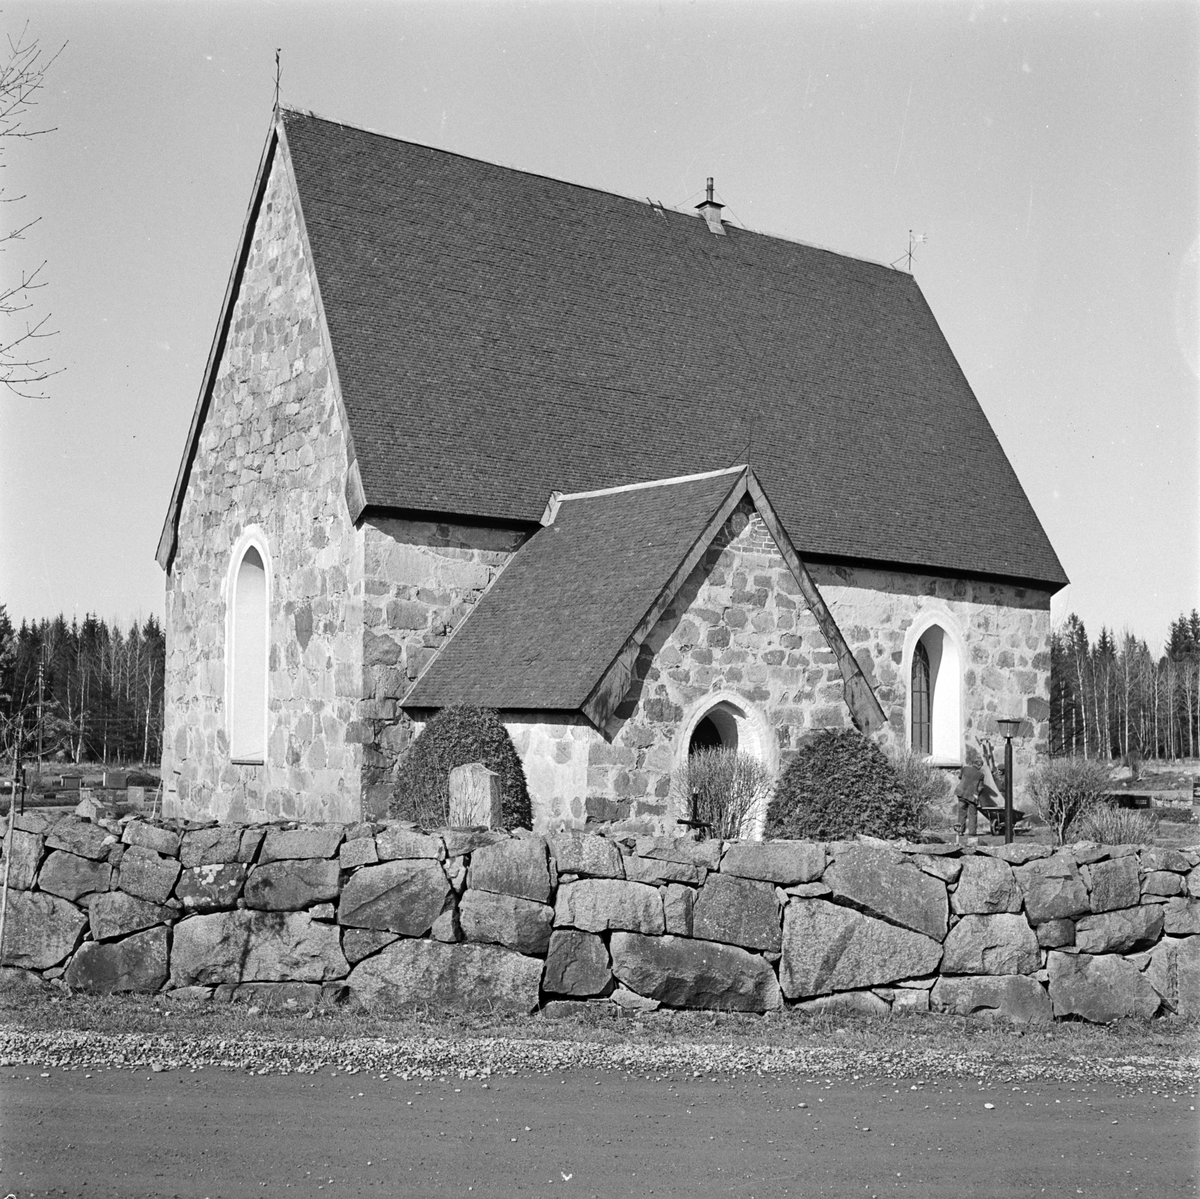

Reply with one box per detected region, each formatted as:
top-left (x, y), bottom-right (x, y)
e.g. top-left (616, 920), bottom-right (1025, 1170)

top-left (0, 0), bottom-right (1196, 655)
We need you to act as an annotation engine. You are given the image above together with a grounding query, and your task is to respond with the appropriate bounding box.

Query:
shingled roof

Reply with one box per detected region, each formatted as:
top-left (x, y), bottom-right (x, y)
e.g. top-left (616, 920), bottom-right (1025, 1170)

top-left (405, 468), bottom-right (747, 719)
top-left (405, 466), bottom-right (888, 734)
top-left (161, 109), bottom-right (1066, 589)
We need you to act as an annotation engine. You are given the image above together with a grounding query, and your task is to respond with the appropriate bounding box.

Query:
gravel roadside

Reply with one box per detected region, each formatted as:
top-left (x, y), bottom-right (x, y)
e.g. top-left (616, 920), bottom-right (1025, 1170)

top-left (2, 1025), bottom-right (1196, 1091)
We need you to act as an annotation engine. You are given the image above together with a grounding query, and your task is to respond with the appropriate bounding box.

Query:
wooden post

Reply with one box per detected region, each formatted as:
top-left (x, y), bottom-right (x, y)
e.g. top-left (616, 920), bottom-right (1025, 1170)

top-left (0, 724), bottom-right (21, 967)
top-left (448, 762), bottom-right (502, 828)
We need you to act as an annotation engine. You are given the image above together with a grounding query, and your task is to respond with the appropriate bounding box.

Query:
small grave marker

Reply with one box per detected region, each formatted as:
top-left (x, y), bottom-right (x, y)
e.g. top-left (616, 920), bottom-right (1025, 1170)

top-left (448, 762), bottom-right (501, 828)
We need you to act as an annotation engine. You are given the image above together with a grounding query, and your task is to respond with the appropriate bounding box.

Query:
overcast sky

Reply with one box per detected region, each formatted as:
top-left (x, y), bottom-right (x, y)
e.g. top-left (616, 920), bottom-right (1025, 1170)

top-left (1, 1), bottom-right (1196, 653)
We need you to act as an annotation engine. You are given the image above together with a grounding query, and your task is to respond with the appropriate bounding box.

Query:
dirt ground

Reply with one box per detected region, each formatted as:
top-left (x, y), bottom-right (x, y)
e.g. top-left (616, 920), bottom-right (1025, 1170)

top-left (2, 1064), bottom-right (1195, 1199)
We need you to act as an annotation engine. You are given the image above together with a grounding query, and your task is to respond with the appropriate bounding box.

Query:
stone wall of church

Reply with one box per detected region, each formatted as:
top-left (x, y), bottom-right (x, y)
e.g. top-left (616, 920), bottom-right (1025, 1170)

top-left (502, 508), bottom-right (1053, 835)
top-left (359, 519), bottom-right (525, 816)
top-left (162, 149), bottom-right (365, 825)
top-left (813, 564), bottom-right (1053, 796)
top-left (504, 504), bottom-right (838, 835)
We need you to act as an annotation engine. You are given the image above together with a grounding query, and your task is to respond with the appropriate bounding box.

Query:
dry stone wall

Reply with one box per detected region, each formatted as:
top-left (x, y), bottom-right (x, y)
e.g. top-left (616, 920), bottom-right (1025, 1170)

top-left (4, 809), bottom-right (1197, 1025)
top-left (162, 150), bottom-right (365, 824)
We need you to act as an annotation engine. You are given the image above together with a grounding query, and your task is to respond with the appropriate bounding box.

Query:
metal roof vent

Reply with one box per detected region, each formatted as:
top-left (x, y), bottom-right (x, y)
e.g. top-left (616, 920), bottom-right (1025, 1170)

top-left (695, 177), bottom-right (725, 236)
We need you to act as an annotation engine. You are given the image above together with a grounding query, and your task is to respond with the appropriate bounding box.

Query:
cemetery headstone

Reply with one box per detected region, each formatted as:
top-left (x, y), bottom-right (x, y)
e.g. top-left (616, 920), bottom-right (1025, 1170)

top-left (448, 762), bottom-right (502, 829)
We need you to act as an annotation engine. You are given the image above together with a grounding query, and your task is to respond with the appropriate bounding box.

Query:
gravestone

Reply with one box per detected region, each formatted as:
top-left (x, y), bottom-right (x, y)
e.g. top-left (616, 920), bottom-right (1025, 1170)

top-left (75, 793), bottom-right (104, 821)
top-left (448, 762), bottom-right (501, 828)
top-left (126, 785), bottom-right (146, 810)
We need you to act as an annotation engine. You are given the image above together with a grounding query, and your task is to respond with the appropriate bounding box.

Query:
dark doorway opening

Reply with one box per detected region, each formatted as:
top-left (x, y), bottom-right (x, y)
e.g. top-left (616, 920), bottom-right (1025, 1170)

top-left (688, 707), bottom-right (739, 756)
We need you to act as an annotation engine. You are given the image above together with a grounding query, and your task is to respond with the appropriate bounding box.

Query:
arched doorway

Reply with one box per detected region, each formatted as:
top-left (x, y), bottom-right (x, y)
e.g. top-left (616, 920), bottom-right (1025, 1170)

top-left (688, 704), bottom-right (739, 756)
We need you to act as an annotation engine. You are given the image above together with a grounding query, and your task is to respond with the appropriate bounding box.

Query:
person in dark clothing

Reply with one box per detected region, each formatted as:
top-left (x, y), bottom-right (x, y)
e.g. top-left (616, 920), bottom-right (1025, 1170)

top-left (955, 761), bottom-right (983, 836)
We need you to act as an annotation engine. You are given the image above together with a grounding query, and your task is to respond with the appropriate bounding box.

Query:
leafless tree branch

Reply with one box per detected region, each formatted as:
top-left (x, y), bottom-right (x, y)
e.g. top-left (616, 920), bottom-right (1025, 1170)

top-left (1, 21), bottom-right (64, 399)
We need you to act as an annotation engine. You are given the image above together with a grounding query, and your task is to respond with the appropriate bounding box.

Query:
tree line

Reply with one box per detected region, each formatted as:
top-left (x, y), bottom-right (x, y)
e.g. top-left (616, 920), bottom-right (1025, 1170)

top-left (0, 605), bottom-right (165, 770)
top-left (1050, 610), bottom-right (1200, 763)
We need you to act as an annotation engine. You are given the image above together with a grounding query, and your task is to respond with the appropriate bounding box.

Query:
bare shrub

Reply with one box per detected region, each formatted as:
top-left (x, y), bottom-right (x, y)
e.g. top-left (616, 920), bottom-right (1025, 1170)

top-left (1028, 757), bottom-right (1111, 845)
top-left (888, 748), bottom-right (953, 831)
top-left (1072, 802), bottom-right (1159, 846)
top-left (671, 748), bottom-right (772, 840)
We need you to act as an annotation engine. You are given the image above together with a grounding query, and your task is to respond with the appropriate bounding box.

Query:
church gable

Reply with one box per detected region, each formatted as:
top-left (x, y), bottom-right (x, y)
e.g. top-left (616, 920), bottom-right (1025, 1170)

top-left (161, 138), bottom-right (365, 824)
top-left (585, 500), bottom-right (850, 822)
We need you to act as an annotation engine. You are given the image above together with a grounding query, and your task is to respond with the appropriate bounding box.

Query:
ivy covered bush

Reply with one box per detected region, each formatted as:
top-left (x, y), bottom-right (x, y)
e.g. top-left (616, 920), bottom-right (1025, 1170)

top-left (390, 705), bottom-right (533, 831)
top-left (764, 729), bottom-right (922, 841)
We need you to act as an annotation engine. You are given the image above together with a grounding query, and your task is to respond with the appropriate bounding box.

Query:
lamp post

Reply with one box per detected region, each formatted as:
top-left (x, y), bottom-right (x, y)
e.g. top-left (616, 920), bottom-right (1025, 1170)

top-left (996, 717), bottom-right (1023, 845)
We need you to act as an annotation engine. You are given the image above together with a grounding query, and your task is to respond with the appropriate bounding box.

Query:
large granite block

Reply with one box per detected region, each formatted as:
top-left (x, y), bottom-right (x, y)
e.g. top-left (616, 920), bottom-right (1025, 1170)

top-left (467, 839), bottom-right (551, 902)
top-left (609, 931), bottom-right (781, 1012)
top-left (780, 899), bottom-right (942, 998)
top-left (930, 974), bottom-right (1052, 1024)
top-left (348, 940), bottom-right (541, 1014)
top-left (548, 831), bottom-right (625, 879)
top-left (1047, 951), bottom-right (1160, 1023)
top-left (244, 859), bottom-right (340, 911)
top-left (553, 879), bottom-right (664, 935)
top-left (65, 926), bottom-right (169, 993)
top-left (337, 860), bottom-right (450, 936)
top-left (542, 930), bottom-right (611, 997)
top-left (170, 911), bottom-right (349, 986)
top-left (824, 845), bottom-right (948, 940)
top-left (37, 850), bottom-right (112, 902)
top-left (459, 889), bottom-right (554, 955)
top-left (941, 913), bottom-right (1039, 976)
top-left (259, 825), bottom-right (345, 863)
top-left (691, 874), bottom-right (781, 952)
top-left (719, 841), bottom-right (825, 886)
top-left (1, 890), bottom-right (87, 969)
top-left (1014, 855), bottom-right (1090, 924)
top-left (950, 857), bottom-right (1021, 915)
top-left (1074, 905), bottom-right (1164, 955)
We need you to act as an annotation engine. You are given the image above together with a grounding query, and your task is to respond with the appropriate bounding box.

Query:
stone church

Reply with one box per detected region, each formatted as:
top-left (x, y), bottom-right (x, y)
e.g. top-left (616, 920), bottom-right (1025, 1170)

top-left (157, 108), bottom-right (1067, 830)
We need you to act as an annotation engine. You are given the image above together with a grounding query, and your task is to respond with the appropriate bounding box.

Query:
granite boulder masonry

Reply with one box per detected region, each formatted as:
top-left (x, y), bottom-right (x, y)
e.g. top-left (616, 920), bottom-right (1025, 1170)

top-left (2, 810), bottom-right (1197, 1024)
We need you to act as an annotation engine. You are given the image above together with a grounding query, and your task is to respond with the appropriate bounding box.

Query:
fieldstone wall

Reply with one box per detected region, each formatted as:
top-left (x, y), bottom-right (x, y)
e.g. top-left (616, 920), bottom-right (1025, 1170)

top-left (162, 150), bottom-right (365, 824)
top-left (814, 563), bottom-right (1053, 788)
top-left (502, 505), bottom-right (839, 833)
top-left (4, 810), bottom-right (1196, 1025)
top-left (359, 518), bottom-right (525, 815)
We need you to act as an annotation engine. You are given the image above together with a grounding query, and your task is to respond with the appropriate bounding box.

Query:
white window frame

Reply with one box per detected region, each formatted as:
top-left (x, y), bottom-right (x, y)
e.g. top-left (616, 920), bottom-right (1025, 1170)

top-left (903, 610), bottom-right (966, 767)
top-left (225, 526), bottom-right (272, 765)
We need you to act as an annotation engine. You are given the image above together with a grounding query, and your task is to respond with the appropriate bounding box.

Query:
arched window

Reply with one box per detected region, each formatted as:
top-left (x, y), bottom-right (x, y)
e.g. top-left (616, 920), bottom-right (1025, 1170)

top-left (909, 622), bottom-right (962, 764)
top-left (911, 641), bottom-right (931, 755)
top-left (229, 544), bottom-right (267, 762)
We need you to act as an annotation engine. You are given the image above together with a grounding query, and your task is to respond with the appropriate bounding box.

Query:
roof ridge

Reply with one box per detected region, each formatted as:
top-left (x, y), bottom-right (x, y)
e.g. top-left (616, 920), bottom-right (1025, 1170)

top-left (540, 465), bottom-right (748, 525)
top-left (278, 106), bottom-right (904, 276)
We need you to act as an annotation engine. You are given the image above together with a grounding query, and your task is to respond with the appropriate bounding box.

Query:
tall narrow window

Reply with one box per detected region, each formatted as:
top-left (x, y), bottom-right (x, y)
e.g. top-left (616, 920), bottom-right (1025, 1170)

top-left (230, 545), bottom-right (267, 762)
top-left (911, 640), bottom-right (931, 755)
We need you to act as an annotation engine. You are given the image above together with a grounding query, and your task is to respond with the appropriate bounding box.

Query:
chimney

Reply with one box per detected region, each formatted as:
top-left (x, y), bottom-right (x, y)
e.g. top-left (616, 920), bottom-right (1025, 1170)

top-left (695, 177), bottom-right (726, 236)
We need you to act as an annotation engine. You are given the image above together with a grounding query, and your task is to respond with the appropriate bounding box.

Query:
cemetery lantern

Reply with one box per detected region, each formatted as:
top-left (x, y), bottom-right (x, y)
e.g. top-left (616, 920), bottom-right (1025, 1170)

top-left (996, 717), bottom-right (1023, 845)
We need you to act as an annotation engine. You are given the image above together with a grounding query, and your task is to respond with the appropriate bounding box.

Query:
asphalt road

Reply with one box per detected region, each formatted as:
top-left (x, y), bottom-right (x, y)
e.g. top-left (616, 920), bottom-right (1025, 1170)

top-left (1, 1066), bottom-right (1195, 1199)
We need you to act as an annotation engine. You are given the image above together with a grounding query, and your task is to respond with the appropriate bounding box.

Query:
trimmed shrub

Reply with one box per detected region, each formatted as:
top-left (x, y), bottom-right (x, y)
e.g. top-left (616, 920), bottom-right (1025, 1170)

top-left (1071, 802), bottom-right (1159, 846)
top-left (671, 748), bottom-right (772, 840)
top-left (765, 729), bottom-right (921, 841)
top-left (390, 705), bottom-right (532, 831)
top-left (1028, 757), bottom-right (1110, 845)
